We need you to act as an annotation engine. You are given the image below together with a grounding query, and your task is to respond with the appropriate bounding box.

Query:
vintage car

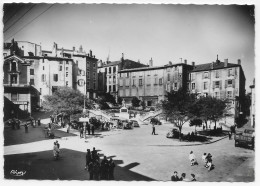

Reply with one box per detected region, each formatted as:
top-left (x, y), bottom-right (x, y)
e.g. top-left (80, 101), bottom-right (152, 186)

top-left (235, 128), bottom-right (255, 150)
top-left (130, 119), bottom-right (140, 127)
top-left (166, 128), bottom-right (180, 138)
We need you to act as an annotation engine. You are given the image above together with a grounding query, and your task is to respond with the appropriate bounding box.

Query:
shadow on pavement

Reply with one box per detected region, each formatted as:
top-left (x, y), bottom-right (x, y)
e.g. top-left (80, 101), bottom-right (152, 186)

top-left (4, 148), bottom-right (154, 181)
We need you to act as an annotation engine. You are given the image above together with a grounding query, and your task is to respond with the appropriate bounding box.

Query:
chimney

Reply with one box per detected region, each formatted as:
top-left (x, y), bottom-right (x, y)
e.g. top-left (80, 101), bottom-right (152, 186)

top-left (149, 58), bottom-right (153, 67)
top-left (224, 59), bottom-right (228, 67)
top-left (73, 46), bottom-right (75, 51)
top-left (169, 61), bottom-right (172, 65)
top-left (122, 53), bottom-right (124, 60)
top-left (192, 62), bottom-right (195, 66)
top-left (237, 59), bottom-right (241, 65)
top-left (90, 50), bottom-right (92, 57)
top-left (184, 59), bottom-right (187, 64)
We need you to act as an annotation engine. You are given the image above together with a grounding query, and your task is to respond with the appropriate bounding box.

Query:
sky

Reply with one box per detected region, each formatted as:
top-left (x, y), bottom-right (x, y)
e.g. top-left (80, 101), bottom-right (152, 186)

top-left (3, 3), bottom-right (255, 92)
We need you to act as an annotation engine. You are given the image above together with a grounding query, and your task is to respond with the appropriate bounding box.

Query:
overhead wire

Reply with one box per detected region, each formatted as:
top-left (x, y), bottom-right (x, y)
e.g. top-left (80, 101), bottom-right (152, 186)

top-left (4, 4), bottom-right (36, 33)
top-left (4, 4), bottom-right (54, 42)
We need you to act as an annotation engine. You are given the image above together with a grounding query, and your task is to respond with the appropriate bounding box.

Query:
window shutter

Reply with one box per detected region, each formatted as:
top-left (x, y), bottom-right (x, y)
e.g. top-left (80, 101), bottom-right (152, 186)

top-left (219, 80), bottom-right (222, 90)
top-left (213, 81), bottom-right (215, 89)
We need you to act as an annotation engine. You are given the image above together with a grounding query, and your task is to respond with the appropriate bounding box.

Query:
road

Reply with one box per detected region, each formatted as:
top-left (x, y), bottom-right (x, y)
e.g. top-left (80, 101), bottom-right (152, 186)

top-left (4, 122), bottom-right (254, 181)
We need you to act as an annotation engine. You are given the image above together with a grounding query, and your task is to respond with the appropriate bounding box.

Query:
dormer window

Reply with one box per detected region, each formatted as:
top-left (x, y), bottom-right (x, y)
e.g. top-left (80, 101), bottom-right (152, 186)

top-left (11, 61), bottom-right (17, 71)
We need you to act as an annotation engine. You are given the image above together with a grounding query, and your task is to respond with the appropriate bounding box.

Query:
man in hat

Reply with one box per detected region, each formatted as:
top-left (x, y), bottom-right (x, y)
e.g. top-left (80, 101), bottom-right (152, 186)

top-left (171, 171), bottom-right (179, 181)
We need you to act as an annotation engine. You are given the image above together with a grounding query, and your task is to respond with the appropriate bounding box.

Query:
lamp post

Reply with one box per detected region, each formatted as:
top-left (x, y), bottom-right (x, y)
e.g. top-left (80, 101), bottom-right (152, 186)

top-left (78, 79), bottom-right (87, 116)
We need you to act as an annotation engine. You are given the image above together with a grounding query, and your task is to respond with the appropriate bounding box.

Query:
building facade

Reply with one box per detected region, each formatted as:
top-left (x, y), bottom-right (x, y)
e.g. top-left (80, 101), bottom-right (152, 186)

top-left (97, 54), bottom-right (148, 99)
top-left (118, 60), bottom-right (193, 106)
top-left (249, 79), bottom-right (255, 128)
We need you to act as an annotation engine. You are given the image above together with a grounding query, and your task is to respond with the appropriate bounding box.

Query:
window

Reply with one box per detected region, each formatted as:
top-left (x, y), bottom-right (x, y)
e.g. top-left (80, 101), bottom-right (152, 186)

top-left (191, 73), bottom-right (195, 80)
top-left (192, 83), bottom-right (195, 90)
top-left (93, 63), bottom-right (96, 68)
top-left (215, 70), bottom-right (219, 78)
top-left (109, 86), bottom-right (111, 92)
top-left (30, 69), bottom-right (34, 75)
top-left (10, 74), bottom-right (18, 84)
top-left (87, 81), bottom-right (90, 88)
top-left (228, 69), bottom-right (233, 77)
top-left (11, 62), bottom-right (17, 71)
top-left (159, 78), bottom-right (163, 85)
top-left (52, 86), bottom-right (58, 93)
top-left (139, 79), bottom-right (143, 86)
top-left (93, 73), bottom-right (96, 80)
top-left (113, 85), bottom-right (116, 92)
top-left (105, 68), bottom-right (107, 74)
top-left (203, 82), bottom-right (208, 90)
top-left (119, 79), bottom-right (123, 86)
top-left (59, 61), bottom-right (63, 64)
top-left (87, 62), bottom-right (90, 68)
top-left (174, 83), bottom-right (177, 90)
top-left (109, 67), bottom-right (111, 74)
top-left (228, 80), bottom-right (232, 87)
top-left (132, 79), bottom-right (136, 86)
top-left (43, 66), bottom-right (45, 70)
top-left (93, 82), bottom-right (96, 90)
top-left (126, 73), bottom-right (129, 78)
top-left (125, 79), bottom-right (130, 86)
top-left (66, 81), bottom-right (68, 86)
top-left (204, 72), bottom-right (208, 79)
top-left (30, 78), bottom-right (34, 85)
top-left (59, 66), bottom-right (62, 71)
top-left (227, 91), bottom-right (232, 98)
top-left (113, 76), bottom-right (116, 83)
top-left (215, 81), bottom-right (220, 88)
top-left (87, 71), bottom-right (90, 78)
top-left (11, 93), bottom-right (18, 101)
top-left (53, 74), bottom-right (58, 82)
top-left (154, 77), bottom-right (158, 85)
top-left (113, 66), bottom-right (116, 73)
top-left (167, 74), bottom-right (170, 81)
top-left (82, 70), bottom-right (85, 76)
top-left (66, 61), bottom-right (69, 65)
top-left (66, 72), bottom-right (68, 77)
top-left (215, 92), bottom-right (219, 98)
top-left (41, 74), bottom-right (46, 82)
top-left (66, 67), bottom-right (68, 71)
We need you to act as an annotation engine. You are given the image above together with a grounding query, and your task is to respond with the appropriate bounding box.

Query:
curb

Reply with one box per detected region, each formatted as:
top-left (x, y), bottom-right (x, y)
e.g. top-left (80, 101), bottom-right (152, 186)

top-left (148, 135), bottom-right (229, 147)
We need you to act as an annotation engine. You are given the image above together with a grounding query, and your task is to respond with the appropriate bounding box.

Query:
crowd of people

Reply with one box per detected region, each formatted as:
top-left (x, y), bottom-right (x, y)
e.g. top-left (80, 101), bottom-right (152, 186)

top-left (171, 151), bottom-right (215, 181)
top-left (85, 147), bottom-right (115, 180)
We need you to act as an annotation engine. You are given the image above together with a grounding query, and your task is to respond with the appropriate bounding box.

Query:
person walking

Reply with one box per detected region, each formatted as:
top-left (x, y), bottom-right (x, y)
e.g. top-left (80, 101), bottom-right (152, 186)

top-left (91, 125), bottom-right (95, 135)
top-left (24, 123), bottom-right (28, 133)
top-left (85, 149), bottom-right (92, 170)
top-left (152, 124), bottom-right (156, 135)
top-left (55, 140), bottom-right (60, 149)
top-left (171, 171), bottom-right (180, 181)
top-left (88, 160), bottom-right (94, 180)
top-left (38, 118), bottom-right (41, 126)
top-left (80, 126), bottom-right (84, 138)
top-left (108, 158), bottom-right (115, 180)
top-left (87, 124), bottom-right (91, 135)
top-left (228, 132), bottom-right (232, 140)
top-left (53, 142), bottom-right (60, 160)
top-left (202, 153), bottom-right (207, 167)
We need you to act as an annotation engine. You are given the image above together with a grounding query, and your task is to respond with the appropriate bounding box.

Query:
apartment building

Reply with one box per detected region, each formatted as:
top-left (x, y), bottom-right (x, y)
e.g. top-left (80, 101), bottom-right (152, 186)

top-left (97, 53), bottom-right (148, 99)
top-left (118, 60), bottom-right (193, 106)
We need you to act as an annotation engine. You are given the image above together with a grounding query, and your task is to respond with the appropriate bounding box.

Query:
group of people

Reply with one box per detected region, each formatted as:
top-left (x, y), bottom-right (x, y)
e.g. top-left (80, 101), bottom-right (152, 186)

top-left (171, 171), bottom-right (196, 181)
top-left (79, 123), bottom-right (95, 138)
top-left (85, 147), bottom-right (115, 180)
top-left (188, 151), bottom-right (214, 171)
top-left (8, 118), bottom-right (21, 130)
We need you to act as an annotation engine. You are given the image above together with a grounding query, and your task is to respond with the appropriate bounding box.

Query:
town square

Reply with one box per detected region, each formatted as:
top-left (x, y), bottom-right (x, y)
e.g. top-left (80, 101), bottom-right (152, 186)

top-left (2, 1), bottom-right (256, 183)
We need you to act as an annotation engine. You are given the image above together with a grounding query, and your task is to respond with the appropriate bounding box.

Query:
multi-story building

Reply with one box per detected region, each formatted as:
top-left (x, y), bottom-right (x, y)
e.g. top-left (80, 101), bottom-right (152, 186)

top-left (3, 53), bottom-right (37, 120)
top-left (249, 79), bottom-right (255, 128)
top-left (97, 53), bottom-right (148, 99)
top-left (188, 56), bottom-right (246, 117)
top-left (118, 60), bottom-right (193, 106)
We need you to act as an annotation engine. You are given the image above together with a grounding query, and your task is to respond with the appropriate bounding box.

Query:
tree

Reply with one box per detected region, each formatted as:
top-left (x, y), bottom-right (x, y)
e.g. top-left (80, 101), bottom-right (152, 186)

top-left (42, 87), bottom-right (93, 120)
top-left (117, 96), bottom-right (123, 105)
top-left (132, 96), bottom-right (141, 107)
top-left (189, 118), bottom-right (202, 132)
top-left (162, 88), bottom-right (195, 140)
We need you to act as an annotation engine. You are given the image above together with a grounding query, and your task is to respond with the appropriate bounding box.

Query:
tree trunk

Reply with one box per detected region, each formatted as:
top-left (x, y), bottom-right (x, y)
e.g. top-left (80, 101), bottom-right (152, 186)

top-left (179, 127), bottom-right (182, 141)
top-left (215, 120), bottom-right (217, 130)
top-left (205, 120), bottom-right (208, 129)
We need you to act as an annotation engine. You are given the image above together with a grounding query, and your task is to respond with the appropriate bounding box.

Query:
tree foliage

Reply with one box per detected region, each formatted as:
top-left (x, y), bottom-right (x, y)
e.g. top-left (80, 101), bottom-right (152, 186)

top-left (162, 88), bottom-right (195, 139)
top-left (189, 118), bottom-right (202, 131)
top-left (42, 87), bottom-right (93, 116)
top-left (132, 96), bottom-right (141, 107)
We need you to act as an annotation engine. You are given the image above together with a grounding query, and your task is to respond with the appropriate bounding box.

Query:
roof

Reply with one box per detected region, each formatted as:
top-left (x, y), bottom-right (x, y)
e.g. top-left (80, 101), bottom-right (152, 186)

top-left (102, 61), bottom-right (121, 67)
top-left (191, 61), bottom-right (240, 72)
top-left (22, 56), bottom-right (73, 61)
top-left (119, 63), bottom-right (190, 73)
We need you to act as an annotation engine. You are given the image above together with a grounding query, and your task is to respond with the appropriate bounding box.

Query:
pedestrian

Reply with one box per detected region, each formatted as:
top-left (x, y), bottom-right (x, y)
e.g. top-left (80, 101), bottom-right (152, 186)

top-left (203, 125), bottom-right (205, 131)
top-left (100, 156), bottom-right (109, 180)
top-left (228, 132), bottom-right (232, 140)
top-left (53, 142), bottom-right (60, 160)
top-left (88, 160), bottom-right (94, 180)
top-left (84, 125), bottom-right (87, 138)
top-left (91, 125), bottom-right (95, 135)
top-left (92, 147), bottom-right (97, 160)
top-left (67, 123), bottom-right (70, 133)
top-left (152, 124), bottom-right (155, 135)
top-left (55, 140), bottom-right (60, 149)
top-left (189, 151), bottom-right (198, 166)
top-left (16, 119), bottom-right (20, 129)
top-left (190, 174), bottom-right (196, 181)
top-left (38, 118), bottom-right (41, 126)
top-left (87, 124), bottom-right (91, 135)
top-left (171, 171), bottom-right (180, 181)
top-left (205, 153), bottom-right (214, 171)
top-left (93, 159), bottom-right (100, 180)
top-left (202, 153), bottom-right (207, 167)
top-left (85, 149), bottom-right (92, 170)
top-left (80, 126), bottom-right (83, 138)
top-left (108, 158), bottom-right (115, 180)
top-left (179, 173), bottom-right (188, 181)
top-left (24, 123), bottom-right (28, 133)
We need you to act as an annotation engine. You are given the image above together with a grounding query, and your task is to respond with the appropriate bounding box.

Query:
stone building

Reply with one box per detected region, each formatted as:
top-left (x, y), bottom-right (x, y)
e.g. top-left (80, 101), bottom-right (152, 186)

top-left (118, 60), bottom-right (193, 106)
top-left (97, 53), bottom-right (148, 100)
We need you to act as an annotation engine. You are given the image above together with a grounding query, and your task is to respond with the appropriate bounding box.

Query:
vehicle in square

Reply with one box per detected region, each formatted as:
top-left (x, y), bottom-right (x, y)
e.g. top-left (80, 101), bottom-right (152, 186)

top-left (130, 119), bottom-right (140, 127)
top-left (166, 127), bottom-right (180, 138)
top-left (234, 128), bottom-right (255, 150)
top-left (123, 120), bottom-right (133, 129)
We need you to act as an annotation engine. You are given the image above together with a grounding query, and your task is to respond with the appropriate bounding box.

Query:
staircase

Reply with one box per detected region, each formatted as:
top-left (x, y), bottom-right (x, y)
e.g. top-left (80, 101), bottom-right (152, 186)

top-left (140, 109), bottom-right (163, 122)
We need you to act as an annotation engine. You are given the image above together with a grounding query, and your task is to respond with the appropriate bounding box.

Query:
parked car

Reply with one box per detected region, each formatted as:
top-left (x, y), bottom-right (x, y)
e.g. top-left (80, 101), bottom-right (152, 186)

top-left (166, 128), bottom-right (180, 138)
top-left (130, 119), bottom-right (140, 127)
top-left (123, 121), bottom-right (133, 129)
top-left (234, 128), bottom-right (255, 150)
